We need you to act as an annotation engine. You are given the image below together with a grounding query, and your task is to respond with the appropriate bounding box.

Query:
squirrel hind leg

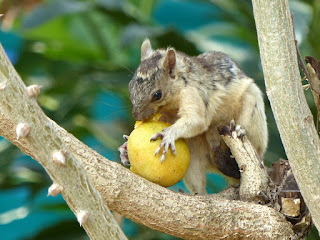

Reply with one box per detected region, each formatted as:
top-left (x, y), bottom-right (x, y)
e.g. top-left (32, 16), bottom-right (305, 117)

top-left (183, 137), bottom-right (209, 195)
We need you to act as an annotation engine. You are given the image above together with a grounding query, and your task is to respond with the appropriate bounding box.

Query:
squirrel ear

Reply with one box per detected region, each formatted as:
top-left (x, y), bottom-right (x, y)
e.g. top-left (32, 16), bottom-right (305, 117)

top-left (141, 38), bottom-right (153, 61)
top-left (164, 49), bottom-right (176, 77)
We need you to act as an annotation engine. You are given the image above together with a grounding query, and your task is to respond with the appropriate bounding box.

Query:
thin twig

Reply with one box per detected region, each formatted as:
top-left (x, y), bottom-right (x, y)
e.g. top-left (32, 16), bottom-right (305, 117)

top-left (291, 14), bottom-right (319, 95)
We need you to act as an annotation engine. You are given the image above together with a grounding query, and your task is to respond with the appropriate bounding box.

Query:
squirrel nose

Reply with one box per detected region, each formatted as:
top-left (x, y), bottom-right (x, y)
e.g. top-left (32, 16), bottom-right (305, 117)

top-left (132, 108), bottom-right (142, 121)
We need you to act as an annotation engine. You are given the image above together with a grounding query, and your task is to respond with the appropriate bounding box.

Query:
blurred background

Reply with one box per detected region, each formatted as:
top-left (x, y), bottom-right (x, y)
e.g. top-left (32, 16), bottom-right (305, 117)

top-left (0, 0), bottom-right (319, 239)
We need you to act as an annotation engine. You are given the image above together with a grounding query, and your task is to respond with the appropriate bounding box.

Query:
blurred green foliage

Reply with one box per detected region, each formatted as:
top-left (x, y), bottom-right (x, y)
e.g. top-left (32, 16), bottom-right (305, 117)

top-left (0, 0), bottom-right (319, 239)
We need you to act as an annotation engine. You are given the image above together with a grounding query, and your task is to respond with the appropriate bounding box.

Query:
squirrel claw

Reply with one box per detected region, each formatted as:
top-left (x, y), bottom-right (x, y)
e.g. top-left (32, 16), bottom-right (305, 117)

top-left (151, 130), bottom-right (177, 162)
top-left (157, 140), bottom-right (177, 163)
top-left (235, 125), bottom-right (246, 138)
top-left (154, 145), bottom-right (162, 156)
top-left (123, 135), bottom-right (129, 141)
top-left (150, 132), bottom-right (163, 141)
top-left (229, 120), bottom-right (246, 140)
top-left (160, 154), bottom-right (166, 163)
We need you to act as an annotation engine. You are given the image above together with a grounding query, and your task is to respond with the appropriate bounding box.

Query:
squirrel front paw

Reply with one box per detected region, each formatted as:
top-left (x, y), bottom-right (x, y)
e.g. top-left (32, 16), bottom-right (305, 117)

top-left (150, 128), bottom-right (177, 163)
top-left (118, 135), bottom-right (130, 166)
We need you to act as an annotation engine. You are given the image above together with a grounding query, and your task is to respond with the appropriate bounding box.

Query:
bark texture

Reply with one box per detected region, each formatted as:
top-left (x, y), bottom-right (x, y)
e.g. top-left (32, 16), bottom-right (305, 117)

top-left (252, 0), bottom-right (320, 231)
top-left (219, 124), bottom-right (269, 203)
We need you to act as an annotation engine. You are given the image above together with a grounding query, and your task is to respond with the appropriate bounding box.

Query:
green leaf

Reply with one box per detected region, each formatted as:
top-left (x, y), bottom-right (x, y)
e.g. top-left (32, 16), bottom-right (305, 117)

top-left (23, 0), bottom-right (91, 29)
top-left (22, 16), bottom-right (105, 62)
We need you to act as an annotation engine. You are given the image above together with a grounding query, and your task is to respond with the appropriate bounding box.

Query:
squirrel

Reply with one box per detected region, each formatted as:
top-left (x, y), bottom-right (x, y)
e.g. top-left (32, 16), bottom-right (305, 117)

top-left (121, 38), bottom-right (268, 194)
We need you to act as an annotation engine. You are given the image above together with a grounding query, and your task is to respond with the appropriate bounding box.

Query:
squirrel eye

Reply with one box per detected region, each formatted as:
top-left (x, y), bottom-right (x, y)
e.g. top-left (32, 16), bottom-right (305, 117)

top-left (151, 90), bottom-right (162, 102)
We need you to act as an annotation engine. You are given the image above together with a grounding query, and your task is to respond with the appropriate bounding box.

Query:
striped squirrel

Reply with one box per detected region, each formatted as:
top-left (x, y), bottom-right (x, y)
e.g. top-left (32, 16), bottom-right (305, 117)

top-left (122, 39), bottom-right (268, 194)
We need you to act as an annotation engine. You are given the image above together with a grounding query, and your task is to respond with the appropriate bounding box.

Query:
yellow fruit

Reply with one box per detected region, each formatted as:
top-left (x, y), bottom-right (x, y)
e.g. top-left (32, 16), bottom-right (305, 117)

top-left (127, 120), bottom-right (190, 187)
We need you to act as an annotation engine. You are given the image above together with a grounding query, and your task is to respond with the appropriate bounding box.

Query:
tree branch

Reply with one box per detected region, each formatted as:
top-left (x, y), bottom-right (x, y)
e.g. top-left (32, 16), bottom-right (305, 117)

top-left (0, 44), bottom-right (127, 240)
top-left (219, 123), bottom-right (270, 203)
top-left (252, 0), bottom-right (320, 231)
top-left (0, 42), bottom-right (296, 239)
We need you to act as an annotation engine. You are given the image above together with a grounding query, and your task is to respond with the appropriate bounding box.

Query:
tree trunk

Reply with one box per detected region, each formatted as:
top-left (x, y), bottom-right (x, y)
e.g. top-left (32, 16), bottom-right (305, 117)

top-left (252, 0), bottom-right (320, 231)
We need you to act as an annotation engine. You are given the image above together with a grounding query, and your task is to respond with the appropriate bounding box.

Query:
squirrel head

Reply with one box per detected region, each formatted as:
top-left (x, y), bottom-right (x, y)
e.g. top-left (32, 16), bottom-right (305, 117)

top-left (129, 39), bottom-right (177, 121)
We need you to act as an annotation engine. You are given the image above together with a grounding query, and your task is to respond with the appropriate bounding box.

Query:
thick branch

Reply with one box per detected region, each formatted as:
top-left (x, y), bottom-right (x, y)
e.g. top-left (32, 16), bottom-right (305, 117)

top-left (0, 44), bottom-right (127, 240)
top-left (252, 0), bottom-right (320, 231)
top-left (0, 45), bottom-right (295, 238)
top-left (219, 124), bottom-right (270, 203)
top-left (61, 126), bottom-right (295, 239)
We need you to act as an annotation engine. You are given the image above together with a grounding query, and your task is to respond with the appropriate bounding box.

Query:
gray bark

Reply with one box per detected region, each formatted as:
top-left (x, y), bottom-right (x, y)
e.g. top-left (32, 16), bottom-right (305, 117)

top-left (252, 0), bottom-right (320, 231)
